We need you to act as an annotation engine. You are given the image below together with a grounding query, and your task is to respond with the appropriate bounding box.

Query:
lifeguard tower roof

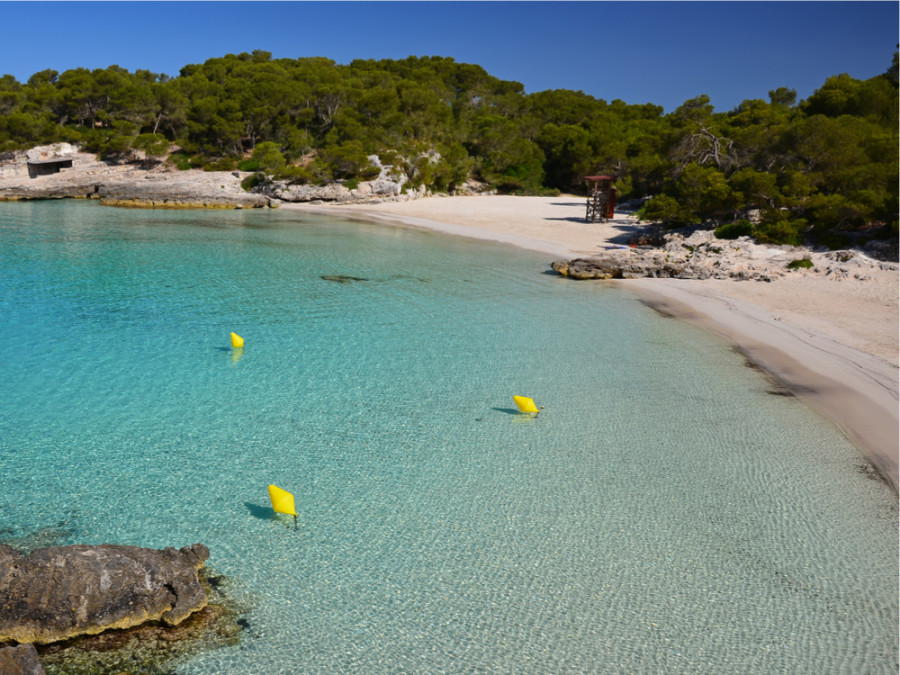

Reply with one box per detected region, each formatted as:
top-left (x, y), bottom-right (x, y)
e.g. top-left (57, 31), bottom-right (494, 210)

top-left (584, 175), bottom-right (613, 181)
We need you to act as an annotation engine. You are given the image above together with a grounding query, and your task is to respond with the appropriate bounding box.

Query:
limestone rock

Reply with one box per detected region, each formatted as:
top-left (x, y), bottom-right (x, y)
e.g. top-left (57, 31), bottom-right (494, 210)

top-left (0, 148), bottom-right (268, 207)
top-left (25, 143), bottom-right (77, 163)
top-left (0, 543), bottom-right (21, 565)
top-left (268, 182), bottom-right (352, 202)
top-left (551, 253), bottom-right (700, 280)
top-left (95, 173), bottom-right (268, 208)
top-left (553, 227), bottom-right (895, 282)
top-left (0, 644), bottom-right (45, 675)
top-left (0, 543), bottom-right (210, 645)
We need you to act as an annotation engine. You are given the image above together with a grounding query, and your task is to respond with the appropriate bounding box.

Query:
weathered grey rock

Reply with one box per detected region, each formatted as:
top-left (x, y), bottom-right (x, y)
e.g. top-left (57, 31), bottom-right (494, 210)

top-left (552, 254), bottom-right (693, 279)
top-left (264, 177), bottom-right (408, 203)
top-left (34, 567), bottom-right (249, 675)
top-left (0, 543), bottom-right (21, 565)
top-left (553, 226), bottom-right (895, 282)
top-left (267, 182), bottom-right (352, 202)
top-left (0, 147), bottom-right (269, 207)
top-left (95, 173), bottom-right (268, 208)
top-left (355, 178), bottom-right (402, 198)
top-left (0, 644), bottom-right (45, 675)
top-left (0, 543), bottom-right (210, 645)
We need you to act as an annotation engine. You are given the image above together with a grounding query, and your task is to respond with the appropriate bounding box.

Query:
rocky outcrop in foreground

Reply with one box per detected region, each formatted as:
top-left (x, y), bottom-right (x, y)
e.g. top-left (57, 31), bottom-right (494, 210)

top-left (0, 643), bottom-right (45, 675)
top-left (0, 543), bottom-right (210, 645)
top-left (552, 229), bottom-right (897, 282)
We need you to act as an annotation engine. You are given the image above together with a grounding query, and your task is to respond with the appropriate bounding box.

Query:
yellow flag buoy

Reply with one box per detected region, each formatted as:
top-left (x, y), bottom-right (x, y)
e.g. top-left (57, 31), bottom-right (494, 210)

top-left (513, 395), bottom-right (540, 413)
top-left (268, 484), bottom-right (298, 528)
top-left (230, 332), bottom-right (244, 348)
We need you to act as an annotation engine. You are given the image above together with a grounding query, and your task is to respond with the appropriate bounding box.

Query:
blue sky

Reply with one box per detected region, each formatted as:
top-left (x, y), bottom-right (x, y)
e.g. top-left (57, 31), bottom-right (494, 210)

top-left (1, 1), bottom-right (896, 112)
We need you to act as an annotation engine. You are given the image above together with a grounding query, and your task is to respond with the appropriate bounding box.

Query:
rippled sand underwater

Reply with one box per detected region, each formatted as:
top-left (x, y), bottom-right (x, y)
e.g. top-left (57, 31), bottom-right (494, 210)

top-left (1, 201), bottom-right (896, 674)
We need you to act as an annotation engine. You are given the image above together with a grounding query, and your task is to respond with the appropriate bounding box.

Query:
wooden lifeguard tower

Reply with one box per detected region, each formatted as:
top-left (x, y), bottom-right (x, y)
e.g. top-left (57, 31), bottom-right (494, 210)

top-left (584, 175), bottom-right (616, 223)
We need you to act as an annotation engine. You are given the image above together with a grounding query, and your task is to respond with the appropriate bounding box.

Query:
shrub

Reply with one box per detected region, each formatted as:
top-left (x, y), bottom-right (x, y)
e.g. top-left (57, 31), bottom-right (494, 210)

top-left (753, 211), bottom-right (807, 246)
top-left (169, 153), bottom-right (191, 170)
top-left (250, 142), bottom-right (286, 173)
top-left (787, 258), bottom-right (814, 269)
top-left (321, 140), bottom-right (369, 180)
top-left (715, 220), bottom-right (754, 240)
top-left (817, 232), bottom-right (853, 250)
top-left (273, 164), bottom-right (314, 185)
top-left (640, 194), bottom-right (696, 227)
top-left (238, 159), bottom-right (260, 171)
top-left (203, 157), bottom-right (237, 171)
top-left (241, 172), bottom-right (266, 191)
top-left (360, 164), bottom-right (381, 181)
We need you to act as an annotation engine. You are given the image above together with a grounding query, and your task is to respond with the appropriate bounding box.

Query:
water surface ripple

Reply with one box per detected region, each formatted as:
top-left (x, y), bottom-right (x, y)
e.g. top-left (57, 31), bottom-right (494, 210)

top-left (1, 201), bottom-right (896, 673)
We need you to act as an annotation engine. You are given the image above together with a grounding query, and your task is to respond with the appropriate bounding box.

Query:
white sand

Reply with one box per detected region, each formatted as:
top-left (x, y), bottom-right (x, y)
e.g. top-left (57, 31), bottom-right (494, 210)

top-left (282, 196), bottom-right (899, 490)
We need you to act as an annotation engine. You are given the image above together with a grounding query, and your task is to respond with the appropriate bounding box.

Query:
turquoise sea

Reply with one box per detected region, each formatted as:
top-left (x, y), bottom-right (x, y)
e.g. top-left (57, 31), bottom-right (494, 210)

top-left (1, 200), bottom-right (897, 674)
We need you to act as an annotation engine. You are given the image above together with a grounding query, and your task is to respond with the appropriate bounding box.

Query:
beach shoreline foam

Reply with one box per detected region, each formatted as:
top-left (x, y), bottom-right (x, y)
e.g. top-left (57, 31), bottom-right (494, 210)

top-left (281, 196), bottom-right (899, 491)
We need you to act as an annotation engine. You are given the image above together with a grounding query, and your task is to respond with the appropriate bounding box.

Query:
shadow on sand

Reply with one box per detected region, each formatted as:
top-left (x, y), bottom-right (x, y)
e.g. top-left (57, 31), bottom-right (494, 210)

top-left (244, 502), bottom-right (275, 520)
top-left (543, 213), bottom-right (651, 247)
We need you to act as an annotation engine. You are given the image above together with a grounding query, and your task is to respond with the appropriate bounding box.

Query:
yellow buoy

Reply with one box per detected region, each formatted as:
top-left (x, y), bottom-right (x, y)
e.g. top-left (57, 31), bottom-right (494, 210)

top-left (268, 484), bottom-right (298, 517)
top-left (230, 332), bottom-right (244, 348)
top-left (513, 395), bottom-right (540, 413)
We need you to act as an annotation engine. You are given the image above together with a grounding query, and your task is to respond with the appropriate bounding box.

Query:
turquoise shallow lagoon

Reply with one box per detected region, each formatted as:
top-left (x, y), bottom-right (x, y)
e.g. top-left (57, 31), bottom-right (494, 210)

top-left (1, 201), bottom-right (897, 673)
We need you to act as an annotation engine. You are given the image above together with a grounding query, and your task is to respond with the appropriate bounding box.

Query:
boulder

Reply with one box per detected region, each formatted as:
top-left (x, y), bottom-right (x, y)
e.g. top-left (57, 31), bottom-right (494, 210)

top-left (95, 174), bottom-right (268, 208)
top-left (0, 543), bottom-right (210, 645)
top-left (268, 182), bottom-right (352, 202)
top-left (551, 253), bottom-right (695, 280)
top-left (0, 644), bottom-right (45, 675)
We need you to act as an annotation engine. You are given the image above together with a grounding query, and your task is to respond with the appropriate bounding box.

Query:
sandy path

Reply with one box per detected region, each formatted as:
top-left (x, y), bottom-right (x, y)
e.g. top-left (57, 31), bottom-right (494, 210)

top-left (282, 196), bottom-right (899, 490)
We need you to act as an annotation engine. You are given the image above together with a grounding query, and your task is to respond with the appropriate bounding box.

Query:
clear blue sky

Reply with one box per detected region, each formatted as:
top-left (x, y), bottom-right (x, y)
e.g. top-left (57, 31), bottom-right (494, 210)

top-left (1, 1), bottom-right (896, 112)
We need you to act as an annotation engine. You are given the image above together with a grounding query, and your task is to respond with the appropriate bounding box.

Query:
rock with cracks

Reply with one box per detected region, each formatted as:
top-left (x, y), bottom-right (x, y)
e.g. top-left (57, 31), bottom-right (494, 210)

top-left (0, 543), bottom-right (210, 645)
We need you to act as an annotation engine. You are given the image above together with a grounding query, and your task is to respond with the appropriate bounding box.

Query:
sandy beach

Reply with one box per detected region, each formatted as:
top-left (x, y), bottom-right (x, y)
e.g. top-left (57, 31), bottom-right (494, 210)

top-left (283, 195), bottom-right (899, 491)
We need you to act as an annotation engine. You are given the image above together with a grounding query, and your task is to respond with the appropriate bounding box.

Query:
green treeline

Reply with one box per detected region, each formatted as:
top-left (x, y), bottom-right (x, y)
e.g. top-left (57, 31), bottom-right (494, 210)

top-left (0, 50), bottom-right (896, 246)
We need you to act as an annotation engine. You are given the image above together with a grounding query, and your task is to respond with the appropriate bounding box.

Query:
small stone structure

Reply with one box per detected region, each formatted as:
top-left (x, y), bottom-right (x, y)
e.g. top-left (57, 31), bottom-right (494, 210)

top-left (26, 157), bottom-right (73, 178)
top-left (25, 143), bottom-right (77, 179)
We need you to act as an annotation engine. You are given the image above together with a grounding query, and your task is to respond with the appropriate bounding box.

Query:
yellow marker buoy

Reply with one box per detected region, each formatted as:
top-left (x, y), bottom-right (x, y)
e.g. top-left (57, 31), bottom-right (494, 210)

top-left (513, 395), bottom-right (540, 413)
top-left (268, 484), bottom-right (297, 516)
top-left (268, 484), bottom-right (298, 529)
top-left (230, 332), bottom-right (244, 349)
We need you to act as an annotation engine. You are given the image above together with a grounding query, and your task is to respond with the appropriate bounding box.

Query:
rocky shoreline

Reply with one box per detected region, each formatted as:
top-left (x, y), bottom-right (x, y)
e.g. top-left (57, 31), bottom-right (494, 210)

top-left (0, 543), bottom-right (209, 673)
top-left (0, 144), bottom-right (442, 210)
top-left (4, 144), bottom-right (895, 285)
top-left (0, 541), bottom-right (247, 674)
top-left (0, 147), bottom-right (270, 209)
top-left (551, 228), bottom-right (898, 283)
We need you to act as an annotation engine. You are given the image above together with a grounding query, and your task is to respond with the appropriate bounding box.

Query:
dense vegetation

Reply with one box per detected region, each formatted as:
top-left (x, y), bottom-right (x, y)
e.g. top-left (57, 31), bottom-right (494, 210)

top-left (0, 50), bottom-right (896, 247)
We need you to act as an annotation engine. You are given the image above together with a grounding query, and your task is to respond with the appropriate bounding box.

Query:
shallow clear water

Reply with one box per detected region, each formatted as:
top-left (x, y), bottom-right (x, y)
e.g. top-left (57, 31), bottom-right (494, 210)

top-left (1, 200), bottom-right (896, 674)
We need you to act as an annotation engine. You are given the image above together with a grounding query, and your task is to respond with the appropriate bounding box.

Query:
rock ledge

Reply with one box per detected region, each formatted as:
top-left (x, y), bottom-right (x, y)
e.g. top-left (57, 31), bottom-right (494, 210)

top-left (551, 229), bottom-right (897, 282)
top-left (0, 543), bottom-right (210, 645)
